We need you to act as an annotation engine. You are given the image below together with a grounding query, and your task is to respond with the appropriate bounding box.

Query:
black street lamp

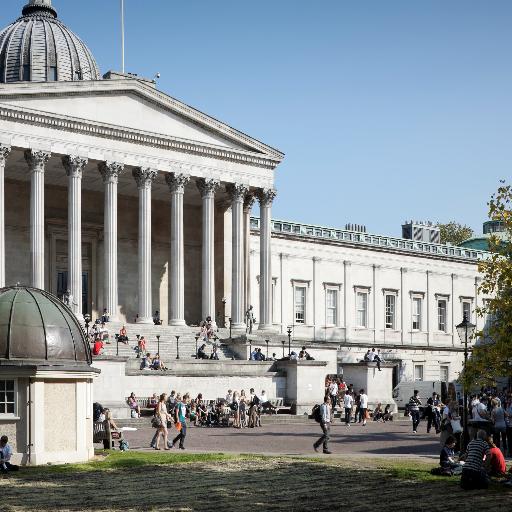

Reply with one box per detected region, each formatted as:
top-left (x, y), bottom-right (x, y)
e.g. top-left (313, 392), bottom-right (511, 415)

top-left (115, 333), bottom-right (119, 356)
top-left (232, 338), bottom-right (235, 360)
top-left (175, 335), bottom-right (180, 360)
top-left (229, 317), bottom-right (232, 339)
top-left (248, 339), bottom-right (252, 360)
top-left (136, 335), bottom-right (140, 358)
top-left (456, 313), bottom-right (476, 454)
top-left (216, 312), bottom-right (221, 332)
top-left (265, 340), bottom-right (269, 360)
top-left (287, 327), bottom-right (292, 357)
top-left (84, 314), bottom-right (91, 335)
top-left (195, 336), bottom-right (199, 359)
top-left (281, 340), bottom-right (285, 359)
top-left (156, 335), bottom-right (160, 355)
top-left (222, 297), bottom-right (227, 328)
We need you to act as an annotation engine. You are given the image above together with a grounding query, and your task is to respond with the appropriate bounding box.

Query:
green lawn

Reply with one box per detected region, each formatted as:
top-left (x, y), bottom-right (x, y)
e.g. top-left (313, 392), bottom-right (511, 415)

top-left (3, 452), bottom-right (511, 511)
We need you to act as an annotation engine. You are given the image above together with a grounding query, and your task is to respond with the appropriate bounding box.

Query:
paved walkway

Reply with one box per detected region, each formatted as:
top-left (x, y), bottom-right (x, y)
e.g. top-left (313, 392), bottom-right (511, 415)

top-left (105, 419), bottom-right (465, 459)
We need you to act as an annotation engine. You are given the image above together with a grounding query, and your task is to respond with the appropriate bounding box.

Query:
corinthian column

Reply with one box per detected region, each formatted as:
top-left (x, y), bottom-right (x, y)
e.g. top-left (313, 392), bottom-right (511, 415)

top-left (166, 172), bottom-right (190, 326)
top-left (197, 178), bottom-right (220, 326)
top-left (25, 149), bottom-right (51, 289)
top-left (133, 167), bottom-right (157, 324)
top-left (243, 195), bottom-right (255, 313)
top-left (98, 161), bottom-right (123, 322)
top-left (62, 155), bottom-right (88, 319)
top-left (255, 188), bottom-right (277, 330)
top-left (0, 146), bottom-right (11, 288)
top-left (226, 183), bottom-right (248, 329)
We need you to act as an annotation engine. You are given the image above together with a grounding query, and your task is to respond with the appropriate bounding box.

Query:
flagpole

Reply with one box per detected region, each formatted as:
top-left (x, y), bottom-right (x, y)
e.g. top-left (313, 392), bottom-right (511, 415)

top-left (121, 0), bottom-right (125, 73)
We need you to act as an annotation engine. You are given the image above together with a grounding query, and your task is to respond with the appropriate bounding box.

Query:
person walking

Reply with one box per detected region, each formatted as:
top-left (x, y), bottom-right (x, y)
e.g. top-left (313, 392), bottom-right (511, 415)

top-left (426, 392), bottom-right (441, 434)
top-left (329, 378), bottom-right (338, 410)
top-left (344, 391), bottom-right (353, 425)
top-left (359, 389), bottom-right (368, 426)
top-left (172, 395), bottom-right (189, 450)
top-left (154, 393), bottom-right (171, 450)
top-left (409, 390), bottom-right (421, 433)
top-left (313, 396), bottom-right (332, 454)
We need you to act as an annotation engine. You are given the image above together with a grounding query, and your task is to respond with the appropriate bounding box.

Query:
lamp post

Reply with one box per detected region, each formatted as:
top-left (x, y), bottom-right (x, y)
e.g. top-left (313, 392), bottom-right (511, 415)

top-left (175, 335), bottom-right (180, 360)
top-left (287, 327), bottom-right (292, 357)
top-left (136, 334), bottom-right (140, 358)
top-left (456, 312), bottom-right (476, 454)
top-left (195, 336), bottom-right (199, 359)
top-left (248, 339), bottom-right (252, 360)
top-left (115, 333), bottom-right (119, 356)
top-left (229, 317), bottom-right (232, 339)
top-left (232, 338), bottom-right (235, 360)
top-left (216, 311), bottom-right (221, 332)
top-left (222, 297), bottom-right (227, 328)
top-left (156, 335), bottom-right (160, 355)
top-left (265, 340), bottom-right (269, 360)
top-left (281, 340), bottom-right (285, 359)
top-left (84, 314), bottom-right (91, 337)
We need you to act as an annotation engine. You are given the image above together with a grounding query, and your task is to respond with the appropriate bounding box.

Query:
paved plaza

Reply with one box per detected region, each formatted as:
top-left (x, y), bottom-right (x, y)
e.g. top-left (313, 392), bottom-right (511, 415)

top-left (111, 419), bottom-right (459, 459)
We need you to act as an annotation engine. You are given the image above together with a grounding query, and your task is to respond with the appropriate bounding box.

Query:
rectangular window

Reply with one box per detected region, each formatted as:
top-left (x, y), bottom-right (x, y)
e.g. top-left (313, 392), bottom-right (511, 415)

top-left (462, 301), bottom-right (471, 322)
top-left (49, 67), bottom-right (57, 81)
top-left (0, 379), bottom-right (16, 415)
top-left (294, 287), bottom-right (306, 324)
top-left (385, 295), bottom-right (395, 329)
top-left (326, 289), bottom-right (337, 325)
top-left (414, 365), bottom-right (424, 382)
top-left (412, 297), bottom-right (421, 330)
top-left (438, 300), bottom-right (447, 332)
top-left (440, 365), bottom-right (449, 383)
top-left (356, 292), bottom-right (367, 327)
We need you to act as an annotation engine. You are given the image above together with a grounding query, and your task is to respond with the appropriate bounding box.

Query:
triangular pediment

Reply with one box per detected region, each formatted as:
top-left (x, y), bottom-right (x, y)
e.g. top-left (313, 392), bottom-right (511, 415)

top-left (0, 79), bottom-right (284, 161)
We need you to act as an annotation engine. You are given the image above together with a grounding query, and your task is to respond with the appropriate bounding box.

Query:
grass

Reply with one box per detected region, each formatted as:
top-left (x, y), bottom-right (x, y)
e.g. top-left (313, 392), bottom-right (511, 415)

top-left (2, 452), bottom-right (512, 511)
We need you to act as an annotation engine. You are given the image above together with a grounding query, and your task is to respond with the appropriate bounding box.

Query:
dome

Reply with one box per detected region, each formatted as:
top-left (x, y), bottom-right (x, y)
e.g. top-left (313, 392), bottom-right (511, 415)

top-left (0, 0), bottom-right (101, 84)
top-left (0, 286), bottom-right (91, 366)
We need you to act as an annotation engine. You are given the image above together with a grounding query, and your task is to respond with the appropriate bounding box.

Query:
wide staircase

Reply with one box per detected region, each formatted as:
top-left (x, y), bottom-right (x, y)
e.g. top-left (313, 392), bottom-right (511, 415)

top-left (91, 321), bottom-right (242, 362)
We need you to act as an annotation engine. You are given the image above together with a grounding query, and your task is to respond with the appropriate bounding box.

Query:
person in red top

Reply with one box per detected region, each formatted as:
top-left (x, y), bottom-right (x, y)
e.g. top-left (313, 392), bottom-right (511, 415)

top-left (93, 340), bottom-right (104, 356)
top-left (486, 438), bottom-right (506, 476)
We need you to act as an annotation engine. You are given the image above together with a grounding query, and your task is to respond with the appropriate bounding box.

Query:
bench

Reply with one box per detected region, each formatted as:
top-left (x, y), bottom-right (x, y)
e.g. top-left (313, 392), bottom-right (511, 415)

top-left (126, 397), bottom-right (157, 417)
top-left (93, 420), bottom-right (123, 449)
top-left (261, 398), bottom-right (291, 415)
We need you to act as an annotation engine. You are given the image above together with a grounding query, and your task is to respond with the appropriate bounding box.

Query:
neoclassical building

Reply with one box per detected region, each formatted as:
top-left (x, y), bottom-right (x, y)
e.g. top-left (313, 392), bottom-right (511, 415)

top-left (0, 0), bottom-right (491, 392)
top-left (0, 0), bottom-right (281, 331)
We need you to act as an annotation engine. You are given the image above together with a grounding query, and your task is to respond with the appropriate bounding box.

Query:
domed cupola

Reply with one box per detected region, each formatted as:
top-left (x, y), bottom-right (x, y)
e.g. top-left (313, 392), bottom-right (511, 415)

top-left (0, 0), bottom-right (101, 84)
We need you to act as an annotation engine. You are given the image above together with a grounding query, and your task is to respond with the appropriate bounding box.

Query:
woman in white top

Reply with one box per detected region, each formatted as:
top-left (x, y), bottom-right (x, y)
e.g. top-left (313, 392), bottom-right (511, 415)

top-left (154, 393), bottom-right (172, 450)
top-left (233, 391), bottom-right (240, 428)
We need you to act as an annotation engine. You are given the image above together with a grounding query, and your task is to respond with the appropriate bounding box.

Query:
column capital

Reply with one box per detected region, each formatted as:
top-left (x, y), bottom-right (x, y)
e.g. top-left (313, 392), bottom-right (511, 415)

top-left (243, 194), bottom-right (256, 214)
top-left (24, 149), bottom-right (51, 171)
top-left (133, 167), bottom-right (157, 189)
top-left (226, 183), bottom-right (248, 203)
top-left (165, 172), bottom-right (190, 194)
top-left (196, 178), bottom-right (220, 199)
top-left (62, 155), bottom-right (88, 178)
top-left (255, 188), bottom-right (277, 208)
top-left (98, 161), bottom-right (123, 184)
top-left (0, 146), bottom-right (11, 166)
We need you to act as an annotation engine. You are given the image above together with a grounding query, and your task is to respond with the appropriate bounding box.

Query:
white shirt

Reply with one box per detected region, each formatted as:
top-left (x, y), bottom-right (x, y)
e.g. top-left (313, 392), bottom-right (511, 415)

top-left (359, 394), bottom-right (368, 408)
top-left (225, 393), bottom-right (233, 404)
top-left (329, 383), bottom-right (338, 395)
top-left (443, 406), bottom-right (452, 422)
top-left (260, 394), bottom-right (267, 403)
top-left (0, 443), bottom-right (13, 461)
top-left (344, 394), bottom-right (353, 408)
top-left (476, 402), bottom-right (488, 419)
top-left (369, 352), bottom-right (376, 361)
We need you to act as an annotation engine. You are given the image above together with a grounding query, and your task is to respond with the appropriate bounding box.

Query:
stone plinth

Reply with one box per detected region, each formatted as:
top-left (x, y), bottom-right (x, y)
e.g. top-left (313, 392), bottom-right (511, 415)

top-left (341, 362), bottom-right (398, 412)
top-left (276, 359), bottom-right (328, 415)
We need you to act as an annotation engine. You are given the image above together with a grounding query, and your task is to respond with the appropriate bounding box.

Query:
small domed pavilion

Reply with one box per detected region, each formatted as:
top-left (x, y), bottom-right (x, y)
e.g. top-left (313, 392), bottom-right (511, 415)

top-left (0, 285), bottom-right (99, 466)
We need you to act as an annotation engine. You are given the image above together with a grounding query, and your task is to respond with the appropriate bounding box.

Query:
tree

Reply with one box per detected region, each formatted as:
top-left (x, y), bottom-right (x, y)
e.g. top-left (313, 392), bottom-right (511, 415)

top-left (462, 181), bottom-right (512, 390)
top-left (436, 221), bottom-right (474, 245)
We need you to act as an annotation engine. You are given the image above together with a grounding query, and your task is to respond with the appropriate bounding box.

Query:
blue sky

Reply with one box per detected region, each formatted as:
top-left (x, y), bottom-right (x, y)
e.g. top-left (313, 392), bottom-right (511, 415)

top-left (4, 1), bottom-right (512, 237)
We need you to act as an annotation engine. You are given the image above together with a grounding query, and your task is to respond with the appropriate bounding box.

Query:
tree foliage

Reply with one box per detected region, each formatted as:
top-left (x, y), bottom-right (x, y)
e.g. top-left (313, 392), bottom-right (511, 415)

top-left (462, 181), bottom-right (512, 390)
top-left (436, 221), bottom-right (474, 245)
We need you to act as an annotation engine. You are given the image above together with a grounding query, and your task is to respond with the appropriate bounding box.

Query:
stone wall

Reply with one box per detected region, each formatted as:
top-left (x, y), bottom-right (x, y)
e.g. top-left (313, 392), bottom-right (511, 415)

top-left (44, 380), bottom-right (76, 452)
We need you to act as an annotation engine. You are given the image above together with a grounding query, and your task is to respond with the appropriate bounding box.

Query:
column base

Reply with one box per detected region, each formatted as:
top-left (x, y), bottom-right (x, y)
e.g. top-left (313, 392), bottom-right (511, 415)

top-left (137, 317), bottom-right (153, 325)
top-left (257, 324), bottom-right (275, 331)
top-left (107, 316), bottom-right (120, 323)
top-left (231, 322), bottom-right (246, 330)
top-left (169, 319), bottom-right (186, 326)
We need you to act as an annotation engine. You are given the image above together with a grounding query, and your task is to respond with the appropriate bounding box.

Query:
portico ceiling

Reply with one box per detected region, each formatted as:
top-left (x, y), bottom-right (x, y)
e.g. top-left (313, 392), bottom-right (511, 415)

top-left (4, 148), bottom-right (235, 207)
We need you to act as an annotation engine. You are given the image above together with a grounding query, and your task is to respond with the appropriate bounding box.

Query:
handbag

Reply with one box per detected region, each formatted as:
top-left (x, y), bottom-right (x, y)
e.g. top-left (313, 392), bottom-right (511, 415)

top-left (175, 421), bottom-right (182, 431)
top-left (151, 417), bottom-right (162, 428)
top-left (366, 410), bottom-right (370, 420)
top-left (451, 419), bottom-right (463, 434)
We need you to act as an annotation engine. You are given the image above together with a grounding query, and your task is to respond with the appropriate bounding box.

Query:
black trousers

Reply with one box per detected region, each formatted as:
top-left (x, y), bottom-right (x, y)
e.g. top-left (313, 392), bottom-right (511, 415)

top-left (427, 409), bottom-right (440, 433)
top-left (3, 461), bottom-right (19, 471)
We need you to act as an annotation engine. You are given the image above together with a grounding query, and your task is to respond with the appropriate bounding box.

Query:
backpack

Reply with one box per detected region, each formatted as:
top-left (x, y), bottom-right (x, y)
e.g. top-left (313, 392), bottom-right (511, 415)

top-left (312, 404), bottom-right (322, 423)
top-left (252, 395), bottom-right (260, 406)
top-left (93, 402), bottom-right (104, 422)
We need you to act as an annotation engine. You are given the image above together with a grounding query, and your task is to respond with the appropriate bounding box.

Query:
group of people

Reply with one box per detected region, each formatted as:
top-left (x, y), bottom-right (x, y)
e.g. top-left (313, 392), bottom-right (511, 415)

top-left (140, 352), bottom-right (168, 371)
top-left (224, 388), bottom-right (276, 428)
top-left (199, 316), bottom-right (217, 342)
top-left (197, 344), bottom-right (219, 360)
top-left (363, 348), bottom-right (383, 371)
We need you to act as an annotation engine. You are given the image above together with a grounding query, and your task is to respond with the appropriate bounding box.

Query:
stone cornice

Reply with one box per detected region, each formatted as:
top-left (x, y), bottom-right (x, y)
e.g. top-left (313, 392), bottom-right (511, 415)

top-left (0, 80), bottom-right (284, 167)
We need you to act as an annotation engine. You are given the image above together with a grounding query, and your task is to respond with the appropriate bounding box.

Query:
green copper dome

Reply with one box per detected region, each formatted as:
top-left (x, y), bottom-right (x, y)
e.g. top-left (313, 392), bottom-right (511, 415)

top-left (0, 286), bottom-right (91, 365)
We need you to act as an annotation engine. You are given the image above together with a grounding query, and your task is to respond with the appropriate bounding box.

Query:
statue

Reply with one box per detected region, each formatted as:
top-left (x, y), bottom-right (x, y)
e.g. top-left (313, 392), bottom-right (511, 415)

top-left (246, 305), bottom-right (255, 334)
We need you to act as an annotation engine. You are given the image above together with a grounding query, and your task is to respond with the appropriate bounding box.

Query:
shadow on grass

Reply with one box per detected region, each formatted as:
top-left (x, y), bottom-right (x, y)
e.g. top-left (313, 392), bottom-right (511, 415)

top-left (3, 454), bottom-right (511, 512)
